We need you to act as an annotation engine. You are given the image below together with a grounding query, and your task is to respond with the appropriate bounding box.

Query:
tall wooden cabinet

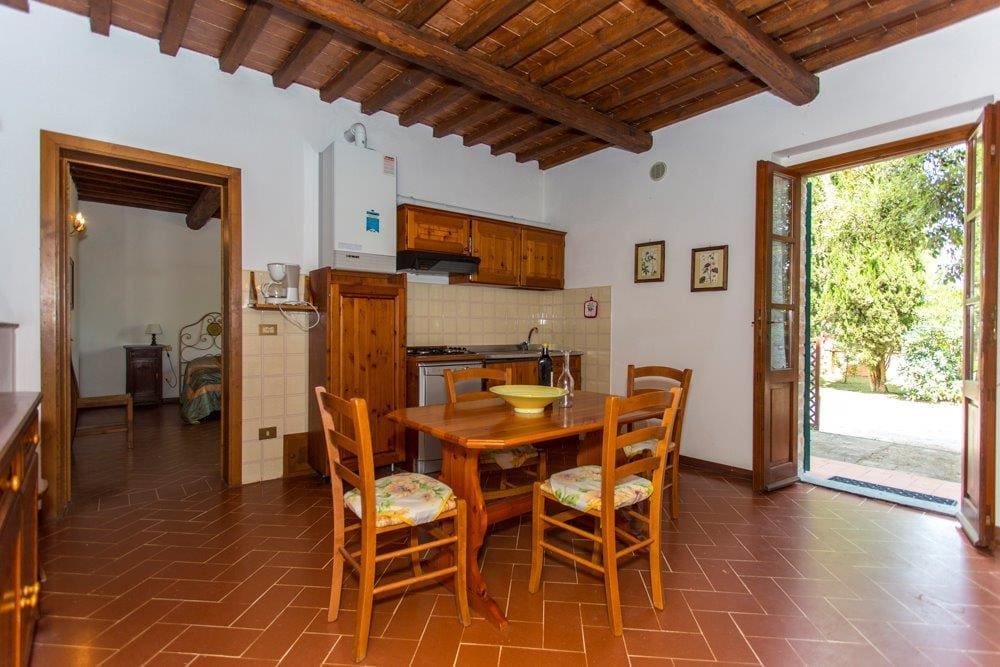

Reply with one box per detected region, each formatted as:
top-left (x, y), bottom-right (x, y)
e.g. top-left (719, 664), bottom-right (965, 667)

top-left (0, 393), bottom-right (41, 667)
top-left (308, 269), bottom-right (407, 474)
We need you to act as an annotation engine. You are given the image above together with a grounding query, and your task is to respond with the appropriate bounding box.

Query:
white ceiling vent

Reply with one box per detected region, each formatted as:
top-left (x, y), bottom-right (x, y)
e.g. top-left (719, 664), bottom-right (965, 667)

top-left (649, 161), bottom-right (667, 181)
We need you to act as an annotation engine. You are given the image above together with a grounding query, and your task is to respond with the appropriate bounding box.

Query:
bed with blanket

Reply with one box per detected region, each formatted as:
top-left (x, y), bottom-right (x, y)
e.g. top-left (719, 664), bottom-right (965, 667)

top-left (179, 312), bottom-right (223, 424)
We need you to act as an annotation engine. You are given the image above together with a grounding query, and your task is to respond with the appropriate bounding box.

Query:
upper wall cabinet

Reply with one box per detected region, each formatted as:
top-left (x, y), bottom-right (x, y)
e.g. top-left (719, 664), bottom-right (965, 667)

top-left (397, 205), bottom-right (471, 255)
top-left (521, 227), bottom-right (566, 289)
top-left (467, 219), bottom-right (521, 287)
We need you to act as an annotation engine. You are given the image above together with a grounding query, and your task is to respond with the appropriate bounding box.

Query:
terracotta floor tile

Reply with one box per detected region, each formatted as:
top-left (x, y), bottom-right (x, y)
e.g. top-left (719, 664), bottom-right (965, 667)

top-left (324, 636), bottom-right (418, 665)
top-left (410, 616), bottom-right (463, 666)
top-left (497, 646), bottom-right (585, 666)
top-left (28, 643), bottom-right (116, 666)
top-left (623, 629), bottom-right (714, 660)
top-left (693, 610), bottom-right (757, 663)
top-left (461, 618), bottom-right (545, 648)
top-left (243, 605), bottom-right (319, 660)
top-left (542, 600), bottom-right (583, 652)
top-left (100, 622), bottom-right (190, 667)
top-left (746, 636), bottom-right (804, 666)
top-left (454, 643), bottom-right (500, 667)
top-left (166, 626), bottom-right (263, 656)
top-left (231, 584), bottom-right (303, 628)
top-left (276, 633), bottom-right (339, 667)
top-left (683, 591), bottom-right (766, 614)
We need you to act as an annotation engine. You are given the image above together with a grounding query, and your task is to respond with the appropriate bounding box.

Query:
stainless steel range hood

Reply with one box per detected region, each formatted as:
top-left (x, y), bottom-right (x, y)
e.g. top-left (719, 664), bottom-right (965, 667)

top-left (396, 250), bottom-right (480, 275)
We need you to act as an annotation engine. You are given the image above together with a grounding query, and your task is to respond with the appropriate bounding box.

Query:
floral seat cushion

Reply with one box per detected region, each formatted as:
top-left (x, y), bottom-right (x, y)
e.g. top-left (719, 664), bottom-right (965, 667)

top-left (623, 438), bottom-right (658, 458)
top-left (541, 465), bottom-right (653, 513)
top-left (344, 472), bottom-right (455, 528)
top-left (481, 445), bottom-right (540, 470)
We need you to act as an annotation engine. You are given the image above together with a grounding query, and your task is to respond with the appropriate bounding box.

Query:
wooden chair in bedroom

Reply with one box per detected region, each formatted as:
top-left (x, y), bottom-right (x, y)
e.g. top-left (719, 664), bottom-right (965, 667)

top-left (71, 365), bottom-right (134, 449)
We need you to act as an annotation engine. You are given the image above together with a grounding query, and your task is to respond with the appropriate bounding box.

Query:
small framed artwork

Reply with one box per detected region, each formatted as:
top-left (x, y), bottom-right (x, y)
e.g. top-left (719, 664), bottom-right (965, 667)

top-left (634, 240), bottom-right (665, 283)
top-left (691, 245), bottom-right (728, 292)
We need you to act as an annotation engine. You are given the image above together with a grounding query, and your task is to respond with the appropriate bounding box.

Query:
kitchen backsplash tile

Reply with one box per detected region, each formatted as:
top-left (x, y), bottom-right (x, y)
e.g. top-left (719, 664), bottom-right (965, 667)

top-left (407, 283), bottom-right (612, 393)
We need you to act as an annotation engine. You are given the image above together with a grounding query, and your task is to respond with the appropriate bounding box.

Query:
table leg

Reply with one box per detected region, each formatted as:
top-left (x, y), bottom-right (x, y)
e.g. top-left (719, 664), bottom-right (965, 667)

top-left (577, 430), bottom-right (603, 465)
top-left (440, 444), bottom-right (508, 627)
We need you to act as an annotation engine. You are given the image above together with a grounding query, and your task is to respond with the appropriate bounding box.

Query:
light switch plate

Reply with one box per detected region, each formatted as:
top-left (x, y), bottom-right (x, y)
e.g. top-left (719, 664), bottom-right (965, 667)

top-left (259, 324), bottom-right (278, 336)
top-left (259, 426), bottom-right (277, 440)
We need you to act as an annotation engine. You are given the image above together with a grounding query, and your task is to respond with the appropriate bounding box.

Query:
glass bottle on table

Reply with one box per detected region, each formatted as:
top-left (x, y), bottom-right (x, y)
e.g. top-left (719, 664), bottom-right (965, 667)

top-left (557, 351), bottom-right (574, 408)
top-left (538, 343), bottom-right (553, 386)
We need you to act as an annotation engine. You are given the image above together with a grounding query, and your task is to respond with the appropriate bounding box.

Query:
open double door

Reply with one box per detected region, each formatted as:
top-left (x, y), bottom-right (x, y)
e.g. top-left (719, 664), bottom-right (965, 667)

top-left (753, 104), bottom-right (999, 548)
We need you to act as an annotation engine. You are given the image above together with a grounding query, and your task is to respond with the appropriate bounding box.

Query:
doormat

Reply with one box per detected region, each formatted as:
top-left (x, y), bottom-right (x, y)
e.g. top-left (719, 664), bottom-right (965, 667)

top-left (828, 476), bottom-right (958, 507)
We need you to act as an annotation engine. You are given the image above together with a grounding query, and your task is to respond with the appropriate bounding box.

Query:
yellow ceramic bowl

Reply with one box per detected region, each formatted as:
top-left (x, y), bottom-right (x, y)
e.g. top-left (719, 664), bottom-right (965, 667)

top-left (489, 385), bottom-right (568, 414)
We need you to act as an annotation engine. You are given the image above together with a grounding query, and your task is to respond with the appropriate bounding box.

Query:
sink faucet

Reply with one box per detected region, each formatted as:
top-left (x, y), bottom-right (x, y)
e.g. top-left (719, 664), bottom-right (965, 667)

top-left (519, 326), bottom-right (539, 351)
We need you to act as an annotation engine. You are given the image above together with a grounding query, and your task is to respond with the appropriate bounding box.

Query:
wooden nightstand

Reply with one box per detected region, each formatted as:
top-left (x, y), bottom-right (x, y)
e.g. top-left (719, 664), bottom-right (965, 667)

top-left (124, 345), bottom-right (164, 406)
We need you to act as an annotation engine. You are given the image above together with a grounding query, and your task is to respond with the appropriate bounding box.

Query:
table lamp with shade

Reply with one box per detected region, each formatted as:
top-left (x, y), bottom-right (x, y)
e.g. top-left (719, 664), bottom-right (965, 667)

top-left (145, 323), bottom-right (163, 345)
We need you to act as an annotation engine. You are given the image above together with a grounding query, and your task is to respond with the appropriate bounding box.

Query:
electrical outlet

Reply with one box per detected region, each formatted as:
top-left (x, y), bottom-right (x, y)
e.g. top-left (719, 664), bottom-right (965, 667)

top-left (259, 324), bottom-right (278, 336)
top-left (259, 426), bottom-right (277, 440)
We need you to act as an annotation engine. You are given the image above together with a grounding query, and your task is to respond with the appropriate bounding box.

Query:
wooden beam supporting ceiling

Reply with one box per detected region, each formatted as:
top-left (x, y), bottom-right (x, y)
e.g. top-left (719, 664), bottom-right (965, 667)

top-left (360, 65), bottom-right (427, 114)
top-left (434, 99), bottom-right (503, 139)
top-left (398, 83), bottom-right (464, 126)
top-left (270, 0), bottom-right (652, 152)
top-left (0, 0), bottom-right (29, 12)
top-left (187, 186), bottom-right (221, 230)
top-left (492, 123), bottom-right (563, 156)
top-left (219, 0), bottom-right (272, 74)
top-left (272, 23), bottom-right (332, 89)
top-left (159, 0), bottom-right (195, 56)
top-left (463, 111), bottom-right (524, 147)
top-left (517, 132), bottom-right (589, 164)
top-left (364, 0), bottom-right (535, 119)
top-left (654, 0), bottom-right (819, 105)
top-left (320, 0), bottom-right (448, 105)
top-left (89, 0), bottom-right (112, 35)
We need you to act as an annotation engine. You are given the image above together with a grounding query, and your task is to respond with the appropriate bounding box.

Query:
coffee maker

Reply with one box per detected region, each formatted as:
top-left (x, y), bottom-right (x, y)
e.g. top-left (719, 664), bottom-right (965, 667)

top-left (262, 263), bottom-right (301, 304)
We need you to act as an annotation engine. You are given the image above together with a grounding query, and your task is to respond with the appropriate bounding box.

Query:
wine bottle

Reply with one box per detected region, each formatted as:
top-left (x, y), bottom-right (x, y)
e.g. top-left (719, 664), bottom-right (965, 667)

top-left (537, 343), bottom-right (553, 386)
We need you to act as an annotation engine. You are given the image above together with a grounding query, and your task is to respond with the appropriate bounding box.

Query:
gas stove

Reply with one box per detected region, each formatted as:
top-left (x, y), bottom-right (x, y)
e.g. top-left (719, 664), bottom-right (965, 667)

top-left (406, 346), bottom-right (472, 356)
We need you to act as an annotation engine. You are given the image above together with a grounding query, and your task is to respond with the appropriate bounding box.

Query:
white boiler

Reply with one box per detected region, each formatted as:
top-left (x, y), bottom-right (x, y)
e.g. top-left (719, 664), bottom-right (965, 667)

top-left (319, 140), bottom-right (397, 273)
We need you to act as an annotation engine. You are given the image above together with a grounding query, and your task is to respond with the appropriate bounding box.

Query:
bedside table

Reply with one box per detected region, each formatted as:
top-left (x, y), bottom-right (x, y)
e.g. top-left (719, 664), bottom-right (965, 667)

top-left (124, 345), bottom-right (164, 406)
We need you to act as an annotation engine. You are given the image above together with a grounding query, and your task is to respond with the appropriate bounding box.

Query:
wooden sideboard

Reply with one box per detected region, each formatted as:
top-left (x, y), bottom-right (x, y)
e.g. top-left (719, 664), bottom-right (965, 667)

top-left (0, 392), bottom-right (41, 667)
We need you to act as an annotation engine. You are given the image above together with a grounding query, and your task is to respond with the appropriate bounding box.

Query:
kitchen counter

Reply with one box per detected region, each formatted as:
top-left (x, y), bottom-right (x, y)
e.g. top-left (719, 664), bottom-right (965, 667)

top-left (406, 348), bottom-right (581, 364)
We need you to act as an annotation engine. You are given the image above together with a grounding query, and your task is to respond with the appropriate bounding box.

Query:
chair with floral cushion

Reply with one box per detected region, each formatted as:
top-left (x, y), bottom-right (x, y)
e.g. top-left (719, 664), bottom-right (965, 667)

top-left (624, 365), bottom-right (692, 520)
top-left (528, 388), bottom-right (682, 635)
top-left (444, 367), bottom-right (547, 500)
top-left (314, 387), bottom-right (470, 663)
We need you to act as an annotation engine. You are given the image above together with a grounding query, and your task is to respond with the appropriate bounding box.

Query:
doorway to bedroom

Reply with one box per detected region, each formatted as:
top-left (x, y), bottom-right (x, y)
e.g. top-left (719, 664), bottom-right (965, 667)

top-left (40, 132), bottom-right (243, 518)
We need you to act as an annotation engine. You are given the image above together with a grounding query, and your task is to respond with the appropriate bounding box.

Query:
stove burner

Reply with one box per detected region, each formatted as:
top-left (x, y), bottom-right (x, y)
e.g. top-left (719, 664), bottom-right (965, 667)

top-left (407, 346), bottom-right (471, 356)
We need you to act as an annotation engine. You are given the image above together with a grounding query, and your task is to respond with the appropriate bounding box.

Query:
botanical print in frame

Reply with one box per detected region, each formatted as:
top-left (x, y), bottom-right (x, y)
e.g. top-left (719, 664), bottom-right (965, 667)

top-left (634, 241), bottom-right (665, 283)
top-left (691, 245), bottom-right (728, 291)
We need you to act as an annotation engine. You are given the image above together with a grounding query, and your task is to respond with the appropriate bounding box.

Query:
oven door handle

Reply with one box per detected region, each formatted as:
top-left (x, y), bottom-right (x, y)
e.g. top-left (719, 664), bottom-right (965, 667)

top-left (422, 368), bottom-right (449, 377)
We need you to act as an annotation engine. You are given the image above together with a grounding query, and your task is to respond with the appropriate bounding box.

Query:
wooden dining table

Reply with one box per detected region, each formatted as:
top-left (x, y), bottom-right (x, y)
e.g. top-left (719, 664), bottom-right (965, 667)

top-left (387, 390), bottom-right (657, 627)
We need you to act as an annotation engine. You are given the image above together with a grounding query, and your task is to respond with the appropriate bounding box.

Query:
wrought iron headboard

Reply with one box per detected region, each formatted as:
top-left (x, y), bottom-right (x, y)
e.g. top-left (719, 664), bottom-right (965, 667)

top-left (178, 311), bottom-right (223, 395)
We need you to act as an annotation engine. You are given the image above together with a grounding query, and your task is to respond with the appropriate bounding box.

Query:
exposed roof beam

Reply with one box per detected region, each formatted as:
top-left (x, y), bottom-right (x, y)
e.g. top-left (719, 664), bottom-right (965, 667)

top-left (463, 111), bottom-right (524, 147)
top-left (492, 123), bottom-right (563, 156)
top-left (398, 82), bottom-right (464, 126)
top-left (0, 0), bottom-right (29, 13)
top-left (159, 0), bottom-right (195, 55)
top-left (272, 23), bottom-right (332, 89)
top-left (219, 0), bottom-right (272, 74)
top-left (360, 65), bottom-right (426, 114)
top-left (187, 187), bottom-right (221, 230)
top-left (517, 132), bottom-right (589, 164)
top-left (366, 0), bottom-right (534, 119)
top-left (654, 0), bottom-right (818, 105)
top-left (89, 0), bottom-right (112, 35)
top-left (271, 0), bottom-right (652, 152)
top-left (433, 99), bottom-right (502, 138)
top-left (318, 0), bottom-right (448, 104)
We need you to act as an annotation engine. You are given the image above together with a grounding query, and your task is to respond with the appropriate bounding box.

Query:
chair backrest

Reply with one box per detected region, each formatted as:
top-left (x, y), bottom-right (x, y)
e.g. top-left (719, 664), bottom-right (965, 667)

top-left (601, 388), bottom-right (683, 518)
top-left (626, 365), bottom-right (693, 451)
top-left (314, 387), bottom-right (377, 530)
top-left (444, 366), bottom-right (512, 404)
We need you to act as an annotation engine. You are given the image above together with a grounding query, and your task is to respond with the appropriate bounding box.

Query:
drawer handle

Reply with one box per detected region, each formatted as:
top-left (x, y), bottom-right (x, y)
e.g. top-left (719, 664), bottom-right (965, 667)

top-left (0, 475), bottom-right (19, 492)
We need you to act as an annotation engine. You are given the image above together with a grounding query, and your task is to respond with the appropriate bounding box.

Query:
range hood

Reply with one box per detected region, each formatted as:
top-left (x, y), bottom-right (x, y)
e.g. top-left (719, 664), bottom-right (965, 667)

top-left (396, 250), bottom-right (480, 275)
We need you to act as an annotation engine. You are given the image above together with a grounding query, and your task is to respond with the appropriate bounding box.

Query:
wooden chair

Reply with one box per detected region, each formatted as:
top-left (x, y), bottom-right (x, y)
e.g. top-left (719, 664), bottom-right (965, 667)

top-left (314, 387), bottom-right (470, 663)
top-left (625, 365), bottom-right (692, 519)
top-left (71, 366), bottom-right (133, 449)
top-left (444, 367), bottom-right (547, 500)
top-left (528, 388), bottom-right (682, 635)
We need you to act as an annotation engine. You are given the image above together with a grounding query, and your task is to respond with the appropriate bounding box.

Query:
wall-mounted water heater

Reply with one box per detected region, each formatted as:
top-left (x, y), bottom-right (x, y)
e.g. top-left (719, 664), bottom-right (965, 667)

top-left (319, 140), bottom-right (397, 273)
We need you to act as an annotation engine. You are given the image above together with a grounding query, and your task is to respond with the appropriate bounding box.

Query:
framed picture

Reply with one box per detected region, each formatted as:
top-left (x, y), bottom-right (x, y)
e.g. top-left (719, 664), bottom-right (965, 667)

top-left (691, 245), bottom-right (728, 292)
top-left (634, 240), bottom-right (665, 283)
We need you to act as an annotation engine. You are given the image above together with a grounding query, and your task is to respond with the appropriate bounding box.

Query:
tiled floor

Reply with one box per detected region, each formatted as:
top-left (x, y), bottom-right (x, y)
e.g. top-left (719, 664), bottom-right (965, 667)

top-left (34, 410), bottom-right (1000, 666)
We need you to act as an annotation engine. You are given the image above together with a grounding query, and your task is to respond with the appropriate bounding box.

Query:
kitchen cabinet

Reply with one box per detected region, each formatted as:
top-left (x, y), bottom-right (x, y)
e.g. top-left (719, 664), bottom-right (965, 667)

top-left (521, 227), bottom-right (566, 289)
top-left (0, 393), bottom-right (41, 667)
top-left (464, 219), bottom-right (521, 287)
top-left (485, 359), bottom-right (538, 386)
top-left (397, 205), bottom-right (470, 255)
top-left (552, 353), bottom-right (582, 389)
top-left (124, 345), bottom-right (163, 406)
top-left (308, 269), bottom-right (407, 474)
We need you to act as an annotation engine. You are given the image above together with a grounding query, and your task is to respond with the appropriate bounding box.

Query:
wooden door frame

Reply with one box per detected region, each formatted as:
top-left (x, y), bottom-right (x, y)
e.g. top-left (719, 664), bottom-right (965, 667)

top-left (754, 123), bottom-right (987, 492)
top-left (40, 131), bottom-right (243, 519)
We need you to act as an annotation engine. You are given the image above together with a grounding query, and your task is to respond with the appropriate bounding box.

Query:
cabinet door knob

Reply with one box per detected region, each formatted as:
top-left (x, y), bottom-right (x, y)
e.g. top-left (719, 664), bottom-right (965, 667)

top-left (0, 474), bottom-right (20, 492)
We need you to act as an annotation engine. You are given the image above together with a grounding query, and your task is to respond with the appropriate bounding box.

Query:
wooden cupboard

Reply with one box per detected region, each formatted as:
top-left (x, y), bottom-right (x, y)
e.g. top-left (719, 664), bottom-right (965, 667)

top-left (308, 269), bottom-right (407, 475)
top-left (466, 219), bottom-right (521, 287)
top-left (0, 393), bottom-right (40, 667)
top-left (552, 353), bottom-right (582, 388)
top-left (521, 227), bottom-right (566, 289)
top-left (124, 345), bottom-right (163, 406)
top-left (397, 205), bottom-right (470, 255)
top-left (484, 359), bottom-right (537, 386)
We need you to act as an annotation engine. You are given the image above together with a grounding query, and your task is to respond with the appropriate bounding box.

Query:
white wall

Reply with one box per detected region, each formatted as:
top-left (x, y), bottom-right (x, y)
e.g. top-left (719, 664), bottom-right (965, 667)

top-left (76, 202), bottom-right (220, 399)
top-left (0, 3), bottom-right (544, 392)
top-left (545, 9), bottom-right (1000, 473)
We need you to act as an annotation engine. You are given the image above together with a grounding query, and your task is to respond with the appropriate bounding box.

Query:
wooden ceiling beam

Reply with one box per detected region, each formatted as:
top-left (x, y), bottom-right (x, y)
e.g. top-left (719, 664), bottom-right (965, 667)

top-left (72, 178), bottom-right (201, 201)
top-left (398, 82), bottom-right (464, 126)
top-left (187, 186), bottom-right (221, 229)
top-left (1, 0), bottom-right (29, 13)
top-left (361, 65), bottom-right (427, 114)
top-left (318, 0), bottom-right (448, 105)
top-left (516, 132), bottom-right (589, 164)
top-left (492, 123), bottom-right (564, 156)
top-left (463, 111), bottom-right (527, 147)
top-left (368, 0), bottom-right (535, 120)
top-left (219, 0), bottom-right (272, 74)
top-left (89, 0), bottom-right (112, 35)
top-left (271, 0), bottom-right (652, 152)
top-left (539, 138), bottom-right (606, 169)
top-left (159, 0), bottom-right (195, 56)
top-left (654, 0), bottom-right (818, 105)
top-left (78, 196), bottom-right (192, 215)
top-left (272, 23), bottom-right (332, 89)
top-left (434, 100), bottom-right (504, 139)
top-left (77, 189), bottom-right (195, 209)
